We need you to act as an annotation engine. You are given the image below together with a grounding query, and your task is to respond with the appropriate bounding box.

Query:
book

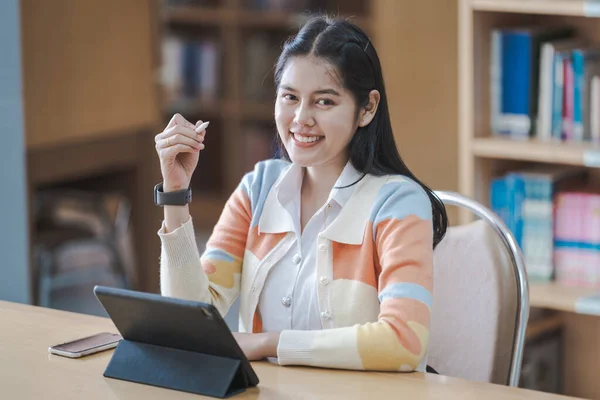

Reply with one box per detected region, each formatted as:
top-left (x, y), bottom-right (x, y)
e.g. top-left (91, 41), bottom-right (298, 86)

top-left (491, 26), bottom-right (572, 138)
top-left (491, 166), bottom-right (587, 281)
top-left (591, 75), bottom-right (600, 142)
top-left (161, 35), bottom-right (221, 105)
top-left (554, 188), bottom-right (600, 288)
top-left (562, 56), bottom-right (575, 141)
top-left (537, 38), bottom-right (582, 140)
top-left (572, 46), bottom-right (600, 141)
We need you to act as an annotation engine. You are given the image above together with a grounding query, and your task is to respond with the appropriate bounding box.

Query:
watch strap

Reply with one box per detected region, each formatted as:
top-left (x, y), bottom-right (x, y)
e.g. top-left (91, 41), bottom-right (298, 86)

top-left (154, 183), bottom-right (192, 206)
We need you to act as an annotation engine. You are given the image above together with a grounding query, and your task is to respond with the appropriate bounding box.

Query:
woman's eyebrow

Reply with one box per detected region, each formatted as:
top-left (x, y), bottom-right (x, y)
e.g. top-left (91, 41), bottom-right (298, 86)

top-left (280, 85), bottom-right (341, 96)
top-left (280, 85), bottom-right (297, 92)
top-left (314, 88), bottom-right (341, 96)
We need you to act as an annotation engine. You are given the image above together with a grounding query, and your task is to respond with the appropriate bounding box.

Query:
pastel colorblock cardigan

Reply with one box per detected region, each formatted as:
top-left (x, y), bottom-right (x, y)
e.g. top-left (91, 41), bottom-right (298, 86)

top-left (159, 159), bottom-right (434, 372)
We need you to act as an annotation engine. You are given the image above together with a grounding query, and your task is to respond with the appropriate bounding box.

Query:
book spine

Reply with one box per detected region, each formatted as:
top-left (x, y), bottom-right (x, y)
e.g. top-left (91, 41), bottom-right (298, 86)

top-left (562, 57), bottom-right (574, 141)
top-left (537, 42), bottom-right (554, 140)
top-left (491, 30), bottom-right (503, 135)
top-left (507, 173), bottom-right (526, 249)
top-left (490, 177), bottom-right (510, 228)
top-left (592, 76), bottom-right (600, 142)
top-left (552, 52), bottom-right (565, 139)
top-left (572, 49), bottom-right (585, 141)
top-left (499, 32), bottom-right (532, 138)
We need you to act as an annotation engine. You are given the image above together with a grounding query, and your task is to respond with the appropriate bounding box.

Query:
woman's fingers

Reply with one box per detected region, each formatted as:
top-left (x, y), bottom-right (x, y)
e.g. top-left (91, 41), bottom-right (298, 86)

top-left (166, 113), bottom-right (196, 130)
top-left (159, 144), bottom-right (200, 159)
top-left (195, 120), bottom-right (210, 133)
top-left (155, 132), bottom-right (204, 151)
top-left (155, 124), bottom-right (201, 144)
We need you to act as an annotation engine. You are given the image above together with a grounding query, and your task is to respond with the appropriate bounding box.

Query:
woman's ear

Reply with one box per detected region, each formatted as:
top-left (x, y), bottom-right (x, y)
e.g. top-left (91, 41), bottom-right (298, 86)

top-left (358, 90), bottom-right (381, 127)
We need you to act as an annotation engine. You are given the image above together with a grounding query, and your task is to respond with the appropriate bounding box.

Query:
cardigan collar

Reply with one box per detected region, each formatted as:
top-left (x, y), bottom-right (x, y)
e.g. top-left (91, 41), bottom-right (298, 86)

top-left (258, 161), bottom-right (385, 245)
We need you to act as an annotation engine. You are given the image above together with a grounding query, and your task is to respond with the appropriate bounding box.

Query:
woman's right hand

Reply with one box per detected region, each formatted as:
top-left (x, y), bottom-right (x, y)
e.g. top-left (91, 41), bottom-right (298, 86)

top-left (155, 113), bottom-right (208, 192)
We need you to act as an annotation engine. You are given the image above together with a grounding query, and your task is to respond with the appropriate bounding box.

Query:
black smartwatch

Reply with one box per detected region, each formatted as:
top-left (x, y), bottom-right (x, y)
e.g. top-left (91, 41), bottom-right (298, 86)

top-left (154, 183), bottom-right (192, 206)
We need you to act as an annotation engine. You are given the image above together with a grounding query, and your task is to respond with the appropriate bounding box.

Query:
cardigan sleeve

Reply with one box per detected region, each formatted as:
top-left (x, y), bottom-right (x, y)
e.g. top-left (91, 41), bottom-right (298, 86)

top-left (276, 179), bottom-right (434, 372)
top-left (158, 180), bottom-right (252, 318)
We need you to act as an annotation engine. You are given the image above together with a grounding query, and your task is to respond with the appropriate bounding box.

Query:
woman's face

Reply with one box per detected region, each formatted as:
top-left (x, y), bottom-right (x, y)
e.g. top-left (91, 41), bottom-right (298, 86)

top-left (275, 56), bottom-right (358, 169)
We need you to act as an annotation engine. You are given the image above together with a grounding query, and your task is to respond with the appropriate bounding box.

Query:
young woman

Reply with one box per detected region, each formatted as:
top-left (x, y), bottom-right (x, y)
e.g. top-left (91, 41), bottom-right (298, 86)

top-left (154, 15), bottom-right (447, 372)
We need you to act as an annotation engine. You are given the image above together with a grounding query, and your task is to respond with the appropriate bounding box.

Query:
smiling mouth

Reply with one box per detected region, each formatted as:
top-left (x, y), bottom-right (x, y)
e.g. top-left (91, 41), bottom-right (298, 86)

top-left (290, 132), bottom-right (325, 143)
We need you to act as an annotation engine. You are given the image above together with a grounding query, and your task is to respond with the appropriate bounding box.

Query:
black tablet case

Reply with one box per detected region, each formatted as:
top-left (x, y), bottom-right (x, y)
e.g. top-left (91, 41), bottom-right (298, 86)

top-left (94, 286), bottom-right (257, 398)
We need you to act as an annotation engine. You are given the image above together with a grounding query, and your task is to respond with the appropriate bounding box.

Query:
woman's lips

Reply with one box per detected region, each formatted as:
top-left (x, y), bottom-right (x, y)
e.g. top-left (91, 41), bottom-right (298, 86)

top-left (290, 131), bottom-right (325, 147)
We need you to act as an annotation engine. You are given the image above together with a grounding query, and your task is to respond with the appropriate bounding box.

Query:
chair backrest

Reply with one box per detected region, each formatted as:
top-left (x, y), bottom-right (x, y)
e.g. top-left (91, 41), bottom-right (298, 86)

top-left (428, 191), bottom-right (529, 386)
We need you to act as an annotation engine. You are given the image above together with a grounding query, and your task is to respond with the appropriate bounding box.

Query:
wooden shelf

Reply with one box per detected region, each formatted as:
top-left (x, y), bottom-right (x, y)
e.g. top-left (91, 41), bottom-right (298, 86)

top-left (459, 2), bottom-right (600, 396)
top-left (526, 314), bottom-right (563, 339)
top-left (530, 282), bottom-right (599, 313)
top-left (237, 10), bottom-right (369, 31)
top-left (165, 6), bottom-right (369, 31)
top-left (237, 9), bottom-right (307, 29)
top-left (471, 136), bottom-right (600, 167)
top-left (470, 0), bottom-right (600, 17)
top-left (164, 7), bottom-right (230, 26)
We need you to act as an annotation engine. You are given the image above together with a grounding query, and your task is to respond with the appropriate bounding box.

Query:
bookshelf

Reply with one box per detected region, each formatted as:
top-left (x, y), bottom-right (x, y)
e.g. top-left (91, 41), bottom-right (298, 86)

top-left (470, 0), bottom-right (600, 17)
top-left (459, 1), bottom-right (600, 397)
top-left (21, 0), bottom-right (163, 295)
top-left (459, 0), bottom-right (600, 214)
top-left (530, 281), bottom-right (598, 313)
top-left (158, 0), bottom-right (372, 230)
top-left (471, 136), bottom-right (600, 166)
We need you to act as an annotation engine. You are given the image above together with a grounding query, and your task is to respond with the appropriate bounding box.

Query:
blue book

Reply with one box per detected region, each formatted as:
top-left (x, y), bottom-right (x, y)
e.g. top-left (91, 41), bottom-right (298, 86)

top-left (552, 51), bottom-right (565, 139)
top-left (490, 176), bottom-right (525, 248)
top-left (490, 177), bottom-right (510, 227)
top-left (506, 173), bottom-right (526, 248)
top-left (496, 27), bottom-right (572, 138)
top-left (510, 166), bottom-right (587, 280)
top-left (182, 41), bottom-right (199, 98)
top-left (500, 31), bottom-right (531, 137)
top-left (572, 49), bottom-right (585, 141)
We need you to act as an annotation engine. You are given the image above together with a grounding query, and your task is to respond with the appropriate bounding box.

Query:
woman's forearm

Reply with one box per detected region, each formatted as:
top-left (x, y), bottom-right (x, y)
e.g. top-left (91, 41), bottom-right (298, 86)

top-left (163, 204), bottom-right (191, 233)
top-left (261, 332), bottom-right (281, 358)
top-left (162, 182), bottom-right (191, 233)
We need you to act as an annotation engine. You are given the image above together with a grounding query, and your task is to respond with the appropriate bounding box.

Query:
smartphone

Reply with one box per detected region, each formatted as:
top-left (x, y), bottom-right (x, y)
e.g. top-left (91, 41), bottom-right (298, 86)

top-left (48, 332), bottom-right (122, 358)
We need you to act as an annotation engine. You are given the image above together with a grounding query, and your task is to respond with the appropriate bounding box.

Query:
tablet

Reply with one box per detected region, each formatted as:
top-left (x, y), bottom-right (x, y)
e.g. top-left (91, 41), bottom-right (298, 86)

top-left (93, 285), bottom-right (259, 389)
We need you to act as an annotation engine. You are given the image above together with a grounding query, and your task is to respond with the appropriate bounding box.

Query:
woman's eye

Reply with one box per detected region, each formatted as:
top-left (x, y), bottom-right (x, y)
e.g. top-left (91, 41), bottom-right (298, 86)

top-left (282, 93), bottom-right (297, 101)
top-left (317, 99), bottom-right (334, 106)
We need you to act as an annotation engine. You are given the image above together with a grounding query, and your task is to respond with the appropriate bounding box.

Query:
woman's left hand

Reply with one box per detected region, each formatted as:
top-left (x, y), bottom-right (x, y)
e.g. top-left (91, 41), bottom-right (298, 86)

top-left (232, 332), bottom-right (280, 361)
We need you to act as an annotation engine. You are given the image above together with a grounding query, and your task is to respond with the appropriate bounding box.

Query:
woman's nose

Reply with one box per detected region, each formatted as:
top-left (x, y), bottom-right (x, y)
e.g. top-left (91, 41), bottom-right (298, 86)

top-left (293, 102), bottom-right (314, 127)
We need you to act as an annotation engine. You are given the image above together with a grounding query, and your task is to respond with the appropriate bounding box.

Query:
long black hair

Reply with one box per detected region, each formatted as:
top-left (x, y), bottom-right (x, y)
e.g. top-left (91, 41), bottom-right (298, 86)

top-left (274, 15), bottom-right (447, 247)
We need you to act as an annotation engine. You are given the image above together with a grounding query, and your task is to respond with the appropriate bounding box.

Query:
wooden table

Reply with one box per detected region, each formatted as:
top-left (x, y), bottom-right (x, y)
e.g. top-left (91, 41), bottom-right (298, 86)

top-left (0, 301), bottom-right (579, 400)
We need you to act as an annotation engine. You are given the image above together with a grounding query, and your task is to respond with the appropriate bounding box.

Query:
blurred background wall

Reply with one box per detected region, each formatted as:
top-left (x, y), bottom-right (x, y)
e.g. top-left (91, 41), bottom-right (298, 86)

top-left (373, 0), bottom-right (458, 223)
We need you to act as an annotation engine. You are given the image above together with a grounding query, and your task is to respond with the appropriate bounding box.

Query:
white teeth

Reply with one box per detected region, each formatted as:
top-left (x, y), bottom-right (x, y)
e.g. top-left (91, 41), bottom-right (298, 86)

top-left (294, 134), bottom-right (322, 143)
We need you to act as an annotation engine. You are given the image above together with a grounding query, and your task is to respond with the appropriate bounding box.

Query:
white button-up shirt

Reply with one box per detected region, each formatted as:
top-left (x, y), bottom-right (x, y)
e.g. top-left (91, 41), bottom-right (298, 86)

top-left (258, 161), bottom-right (362, 332)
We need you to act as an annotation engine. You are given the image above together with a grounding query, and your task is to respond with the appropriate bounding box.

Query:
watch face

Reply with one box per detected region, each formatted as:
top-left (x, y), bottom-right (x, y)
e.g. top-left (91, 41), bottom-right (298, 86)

top-left (154, 183), bottom-right (162, 206)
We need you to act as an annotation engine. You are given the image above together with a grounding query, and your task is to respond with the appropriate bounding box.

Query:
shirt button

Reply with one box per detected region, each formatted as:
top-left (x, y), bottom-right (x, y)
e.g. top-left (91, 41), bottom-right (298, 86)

top-left (319, 276), bottom-right (329, 285)
top-left (321, 311), bottom-right (331, 320)
top-left (281, 296), bottom-right (292, 308)
top-left (292, 253), bottom-right (302, 265)
top-left (251, 285), bottom-right (256, 292)
top-left (319, 244), bottom-right (327, 253)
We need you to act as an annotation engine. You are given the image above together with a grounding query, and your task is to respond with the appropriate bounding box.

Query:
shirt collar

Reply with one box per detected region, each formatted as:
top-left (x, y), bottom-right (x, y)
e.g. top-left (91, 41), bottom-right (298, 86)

top-left (258, 160), bottom-right (374, 244)
top-left (328, 160), bottom-right (363, 208)
top-left (274, 162), bottom-right (303, 208)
